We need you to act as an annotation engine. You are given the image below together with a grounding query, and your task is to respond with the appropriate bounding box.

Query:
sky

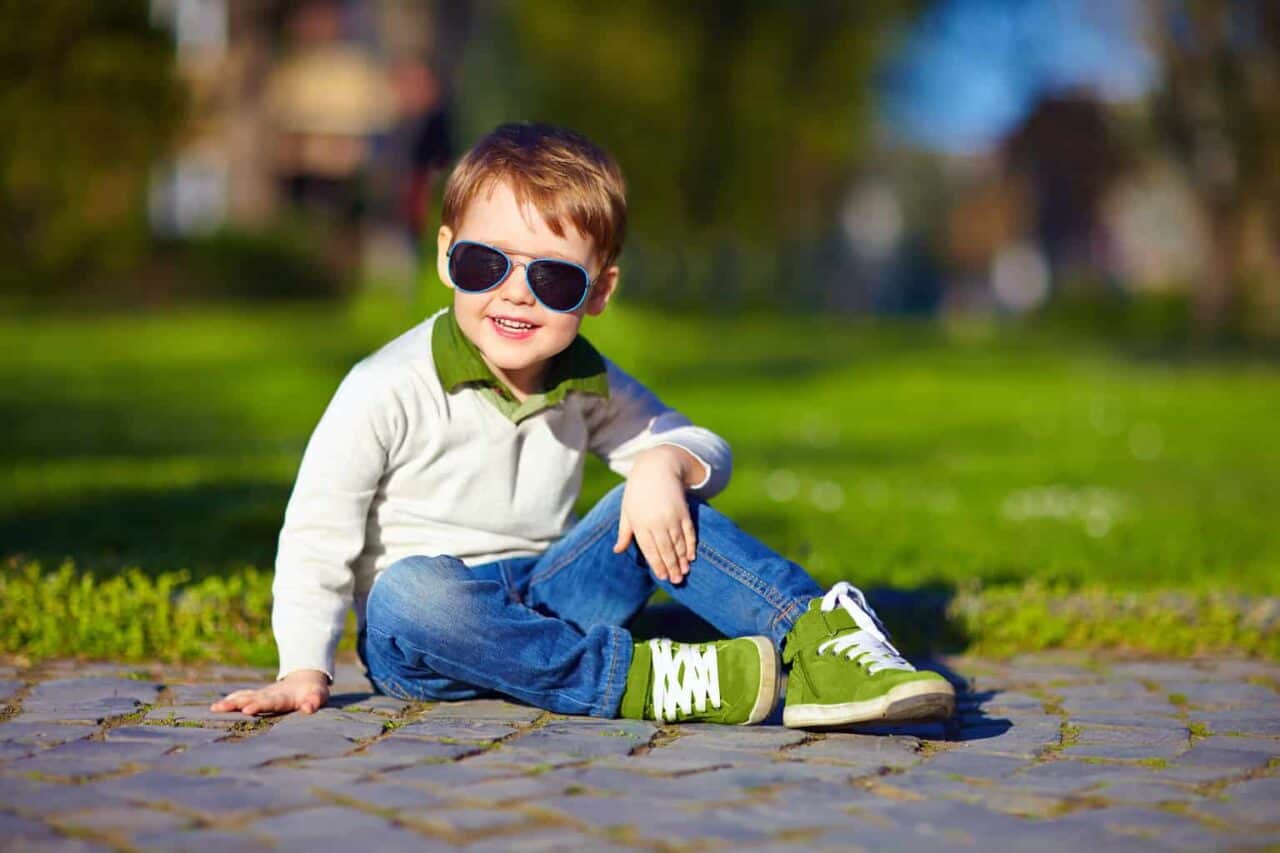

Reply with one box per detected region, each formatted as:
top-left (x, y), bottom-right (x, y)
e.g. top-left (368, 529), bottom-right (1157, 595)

top-left (879, 0), bottom-right (1159, 153)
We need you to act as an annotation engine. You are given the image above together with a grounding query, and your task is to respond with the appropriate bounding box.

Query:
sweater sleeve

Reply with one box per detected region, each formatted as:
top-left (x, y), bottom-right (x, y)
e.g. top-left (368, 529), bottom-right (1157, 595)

top-left (272, 361), bottom-right (402, 681)
top-left (585, 359), bottom-right (732, 499)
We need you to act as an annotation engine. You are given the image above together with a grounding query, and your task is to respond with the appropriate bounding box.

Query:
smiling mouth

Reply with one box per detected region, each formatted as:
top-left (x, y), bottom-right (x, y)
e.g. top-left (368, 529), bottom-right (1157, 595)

top-left (490, 316), bottom-right (538, 332)
top-left (483, 315), bottom-right (535, 338)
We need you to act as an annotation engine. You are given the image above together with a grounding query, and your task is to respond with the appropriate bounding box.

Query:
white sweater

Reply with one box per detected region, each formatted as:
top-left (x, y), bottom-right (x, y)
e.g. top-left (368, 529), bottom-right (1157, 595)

top-left (272, 310), bottom-right (732, 679)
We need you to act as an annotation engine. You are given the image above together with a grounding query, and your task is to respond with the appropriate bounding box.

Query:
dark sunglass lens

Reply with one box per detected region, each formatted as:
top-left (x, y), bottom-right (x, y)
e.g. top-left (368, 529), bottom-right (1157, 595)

top-left (450, 244), bottom-right (508, 292)
top-left (528, 261), bottom-right (588, 311)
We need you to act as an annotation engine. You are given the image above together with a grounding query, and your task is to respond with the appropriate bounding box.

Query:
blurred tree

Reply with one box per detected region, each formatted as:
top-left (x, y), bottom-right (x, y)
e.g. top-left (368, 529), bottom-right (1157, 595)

top-left (0, 1), bottom-right (182, 297)
top-left (1150, 0), bottom-right (1280, 341)
top-left (1005, 95), bottom-right (1125, 283)
top-left (460, 0), bottom-right (912, 305)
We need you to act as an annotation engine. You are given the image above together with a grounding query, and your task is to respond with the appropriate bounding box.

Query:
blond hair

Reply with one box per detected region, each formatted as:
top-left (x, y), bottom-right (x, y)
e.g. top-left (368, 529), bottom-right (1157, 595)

top-left (442, 123), bottom-right (628, 269)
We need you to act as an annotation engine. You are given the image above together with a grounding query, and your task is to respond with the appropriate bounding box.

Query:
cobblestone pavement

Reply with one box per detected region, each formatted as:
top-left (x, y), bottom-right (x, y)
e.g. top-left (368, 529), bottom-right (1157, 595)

top-left (1, 654), bottom-right (1277, 852)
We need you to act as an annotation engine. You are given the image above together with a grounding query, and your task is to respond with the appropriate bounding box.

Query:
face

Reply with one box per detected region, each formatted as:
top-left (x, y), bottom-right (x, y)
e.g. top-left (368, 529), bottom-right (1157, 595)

top-left (437, 180), bottom-right (617, 397)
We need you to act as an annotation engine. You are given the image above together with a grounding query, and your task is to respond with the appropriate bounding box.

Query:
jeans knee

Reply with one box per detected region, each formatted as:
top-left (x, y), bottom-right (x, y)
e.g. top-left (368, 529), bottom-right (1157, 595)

top-left (366, 554), bottom-right (469, 638)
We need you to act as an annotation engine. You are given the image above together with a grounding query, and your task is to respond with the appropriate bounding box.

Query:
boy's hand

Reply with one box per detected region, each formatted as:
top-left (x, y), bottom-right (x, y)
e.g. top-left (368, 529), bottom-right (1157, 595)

top-left (210, 669), bottom-right (330, 716)
top-left (613, 446), bottom-right (706, 583)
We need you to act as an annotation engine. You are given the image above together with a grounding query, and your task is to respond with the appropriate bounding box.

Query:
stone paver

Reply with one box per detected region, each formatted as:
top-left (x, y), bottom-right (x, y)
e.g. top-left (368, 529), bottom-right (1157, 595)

top-left (250, 805), bottom-right (444, 851)
top-left (0, 722), bottom-right (100, 746)
top-left (0, 653), bottom-right (1276, 850)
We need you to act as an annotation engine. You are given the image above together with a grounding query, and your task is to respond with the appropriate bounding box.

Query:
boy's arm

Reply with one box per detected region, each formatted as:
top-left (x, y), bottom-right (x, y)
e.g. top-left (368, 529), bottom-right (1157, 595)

top-left (273, 362), bottom-right (402, 681)
top-left (215, 362), bottom-right (402, 715)
top-left (611, 444), bottom-right (708, 582)
top-left (586, 360), bottom-right (732, 497)
top-left (587, 360), bottom-right (732, 582)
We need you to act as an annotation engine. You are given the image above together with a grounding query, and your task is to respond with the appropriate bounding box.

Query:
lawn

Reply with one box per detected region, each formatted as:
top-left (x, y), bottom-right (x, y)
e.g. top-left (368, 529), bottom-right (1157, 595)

top-left (2, 293), bottom-right (1277, 663)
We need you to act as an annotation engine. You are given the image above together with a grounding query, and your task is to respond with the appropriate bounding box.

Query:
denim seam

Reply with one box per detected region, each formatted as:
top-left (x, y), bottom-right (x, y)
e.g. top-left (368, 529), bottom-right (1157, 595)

top-left (596, 626), bottom-right (631, 718)
top-left (364, 627), bottom-right (420, 701)
top-left (528, 509), bottom-right (618, 587)
top-left (769, 597), bottom-right (809, 644)
top-left (696, 540), bottom-right (792, 617)
top-left (376, 673), bottom-right (412, 701)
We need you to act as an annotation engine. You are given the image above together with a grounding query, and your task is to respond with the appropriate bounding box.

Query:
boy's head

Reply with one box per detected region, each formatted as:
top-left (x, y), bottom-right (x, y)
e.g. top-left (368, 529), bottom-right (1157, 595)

top-left (436, 123), bottom-right (627, 395)
top-left (441, 122), bottom-right (627, 269)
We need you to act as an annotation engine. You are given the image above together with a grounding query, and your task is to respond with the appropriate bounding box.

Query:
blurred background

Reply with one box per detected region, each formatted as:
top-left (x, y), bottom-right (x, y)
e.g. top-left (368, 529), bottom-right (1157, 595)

top-left (5, 0), bottom-right (1279, 332)
top-left (2, 0), bottom-right (1277, 661)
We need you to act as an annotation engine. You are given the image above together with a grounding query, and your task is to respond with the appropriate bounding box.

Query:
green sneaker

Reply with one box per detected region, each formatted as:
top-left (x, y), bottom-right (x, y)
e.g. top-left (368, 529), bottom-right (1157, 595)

top-left (782, 582), bottom-right (955, 728)
top-left (618, 636), bottom-right (780, 725)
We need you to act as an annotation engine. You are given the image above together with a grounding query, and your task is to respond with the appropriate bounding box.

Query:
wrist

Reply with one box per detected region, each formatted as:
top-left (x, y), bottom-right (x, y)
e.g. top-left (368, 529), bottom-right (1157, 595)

top-left (635, 447), bottom-right (688, 488)
top-left (281, 669), bottom-right (330, 688)
top-left (645, 445), bottom-right (706, 489)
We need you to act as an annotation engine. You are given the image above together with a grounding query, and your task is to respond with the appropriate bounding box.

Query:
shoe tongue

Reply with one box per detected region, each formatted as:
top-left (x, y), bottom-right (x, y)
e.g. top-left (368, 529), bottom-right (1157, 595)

top-left (787, 598), bottom-right (857, 658)
top-left (819, 604), bottom-right (858, 636)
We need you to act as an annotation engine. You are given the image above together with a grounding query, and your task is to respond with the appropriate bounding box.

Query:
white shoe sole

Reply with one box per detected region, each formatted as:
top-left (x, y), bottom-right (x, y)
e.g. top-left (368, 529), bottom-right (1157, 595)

top-left (741, 636), bottom-right (781, 725)
top-left (783, 677), bottom-right (956, 729)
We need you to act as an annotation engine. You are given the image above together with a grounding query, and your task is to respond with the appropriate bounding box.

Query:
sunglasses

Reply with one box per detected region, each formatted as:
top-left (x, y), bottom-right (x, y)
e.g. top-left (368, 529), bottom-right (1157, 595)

top-left (447, 240), bottom-right (595, 313)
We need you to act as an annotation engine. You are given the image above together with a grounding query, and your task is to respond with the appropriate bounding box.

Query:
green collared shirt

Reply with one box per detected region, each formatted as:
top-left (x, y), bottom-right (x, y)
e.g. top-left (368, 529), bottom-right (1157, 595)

top-left (431, 308), bottom-right (610, 423)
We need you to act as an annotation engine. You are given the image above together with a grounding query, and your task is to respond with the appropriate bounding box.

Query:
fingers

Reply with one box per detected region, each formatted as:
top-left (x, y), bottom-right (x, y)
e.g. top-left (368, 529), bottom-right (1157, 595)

top-left (653, 532), bottom-right (681, 583)
top-left (295, 687), bottom-right (329, 715)
top-left (666, 526), bottom-right (690, 582)
top-left (211, 685), bottom-right (325, 717)
top-left (634, 529), bottom-right (666, 582)
top-left (240, 693), bottom-right (287, 716)
top-left (219, 689), bottom-right (286, 715)
top-left (613, 514), bottom-right (633, 554)
top-left (660, 506), bottom-right (696, 582)
top-left (615, 487), bottom-right (697, 584)
top-left (638, 528), bottom-right (693, 585)
top-left (682, 516), bottom-right (697, 562)
top-left (298, 690), bottom-right (325, 714)
top-left (210, 689), bottom-right (255, 712)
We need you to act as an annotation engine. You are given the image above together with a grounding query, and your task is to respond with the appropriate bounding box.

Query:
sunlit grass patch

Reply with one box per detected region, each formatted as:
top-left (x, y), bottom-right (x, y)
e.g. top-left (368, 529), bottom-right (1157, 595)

top-left (0, 560), bottom-right (275, 666)
top-left (2, 560), bottom-right (1274, 665)
top-left (1, 294), bottom-right (1278, 660)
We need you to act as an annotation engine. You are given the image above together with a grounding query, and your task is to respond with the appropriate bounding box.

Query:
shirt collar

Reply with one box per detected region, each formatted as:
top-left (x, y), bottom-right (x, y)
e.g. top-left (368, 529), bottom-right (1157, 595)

top-left (432, 308), bottom-right (609, 418)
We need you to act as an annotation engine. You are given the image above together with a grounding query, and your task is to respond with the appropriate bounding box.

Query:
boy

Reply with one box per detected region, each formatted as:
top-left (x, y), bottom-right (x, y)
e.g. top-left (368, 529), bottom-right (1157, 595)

top-left (213, 123), bottom-right (954, 727)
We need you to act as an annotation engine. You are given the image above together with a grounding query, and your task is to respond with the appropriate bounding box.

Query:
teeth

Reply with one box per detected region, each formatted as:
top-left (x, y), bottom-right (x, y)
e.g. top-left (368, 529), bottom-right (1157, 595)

top-left (493, 318), bottom-right (534, 330)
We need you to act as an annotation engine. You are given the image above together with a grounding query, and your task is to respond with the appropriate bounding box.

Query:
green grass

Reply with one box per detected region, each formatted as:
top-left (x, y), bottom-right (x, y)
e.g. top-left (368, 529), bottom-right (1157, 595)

top-left (2, 292), bottom-right (1278, 662)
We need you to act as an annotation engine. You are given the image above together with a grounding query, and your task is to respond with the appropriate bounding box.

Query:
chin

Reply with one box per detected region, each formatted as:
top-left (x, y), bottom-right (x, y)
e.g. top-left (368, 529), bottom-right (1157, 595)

top-left (487, 354), bottom-right (540, 372)
top-left (480, 342), bottom-right (546, 369)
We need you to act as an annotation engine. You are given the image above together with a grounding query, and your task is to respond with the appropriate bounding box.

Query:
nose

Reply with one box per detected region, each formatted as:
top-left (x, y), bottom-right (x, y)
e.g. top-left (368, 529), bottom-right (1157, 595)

top-left (496, 260), bottom-right (535, 305)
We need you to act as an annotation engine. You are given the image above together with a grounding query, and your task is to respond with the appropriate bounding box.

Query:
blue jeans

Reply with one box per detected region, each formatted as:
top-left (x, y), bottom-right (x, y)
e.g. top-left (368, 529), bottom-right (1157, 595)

top-left (361, 484), bottom-right (822, 717)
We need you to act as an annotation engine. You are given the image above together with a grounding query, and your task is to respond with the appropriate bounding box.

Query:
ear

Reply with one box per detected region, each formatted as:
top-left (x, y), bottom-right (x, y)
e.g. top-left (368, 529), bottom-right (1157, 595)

top-left (584, 265), bottom-right (619, 316)
top-left (436, 226), bottom-right (454, 288)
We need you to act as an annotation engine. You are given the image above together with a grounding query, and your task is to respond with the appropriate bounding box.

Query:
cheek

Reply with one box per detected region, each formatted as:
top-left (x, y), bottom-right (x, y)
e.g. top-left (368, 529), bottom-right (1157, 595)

top-left (452, 295), bottom-right (492, 333)
top-left (543, 315), bottom-right (584, 343)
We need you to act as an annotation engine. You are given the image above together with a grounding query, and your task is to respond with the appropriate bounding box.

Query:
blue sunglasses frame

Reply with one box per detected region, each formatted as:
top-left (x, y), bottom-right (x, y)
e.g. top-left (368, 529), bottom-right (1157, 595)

top-left (446, 240), bottom-right (595, 313)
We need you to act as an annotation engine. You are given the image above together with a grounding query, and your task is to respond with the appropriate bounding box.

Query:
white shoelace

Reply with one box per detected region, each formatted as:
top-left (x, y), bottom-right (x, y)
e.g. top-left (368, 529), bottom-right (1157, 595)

top-left (649, 638), bottom-right (720, 722)
top-left (817, 582), bottom-right (914, 674)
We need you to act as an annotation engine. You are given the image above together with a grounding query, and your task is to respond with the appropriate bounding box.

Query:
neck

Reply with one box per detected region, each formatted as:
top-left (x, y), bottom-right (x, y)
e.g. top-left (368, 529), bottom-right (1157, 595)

top-left (486, 359), bottom-right (546, 401)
